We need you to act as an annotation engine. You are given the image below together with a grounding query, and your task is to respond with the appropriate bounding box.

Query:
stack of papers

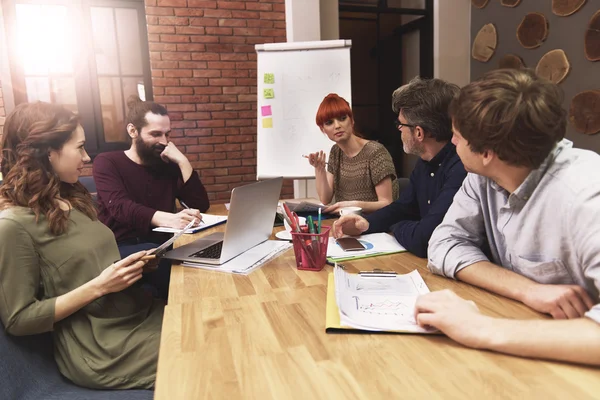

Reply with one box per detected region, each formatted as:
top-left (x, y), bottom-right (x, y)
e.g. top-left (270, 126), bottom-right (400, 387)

top-left (328, 267), bottom-right (435, 333)
top-left (181, 240), bottom-right (292, 275)
top-left (153, 213), bottom-right (228, 234)
top-left (327, 232), bottom-right (406, 262)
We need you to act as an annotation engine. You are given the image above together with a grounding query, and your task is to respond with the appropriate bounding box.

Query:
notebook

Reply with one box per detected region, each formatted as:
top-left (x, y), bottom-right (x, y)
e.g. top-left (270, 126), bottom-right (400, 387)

top-left (152, 213), bottom-right (228, 234)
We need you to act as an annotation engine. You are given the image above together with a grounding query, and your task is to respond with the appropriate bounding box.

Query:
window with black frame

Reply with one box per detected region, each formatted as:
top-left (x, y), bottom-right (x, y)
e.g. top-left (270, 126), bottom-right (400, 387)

top-left (2, 0), bottom-right (152, 156)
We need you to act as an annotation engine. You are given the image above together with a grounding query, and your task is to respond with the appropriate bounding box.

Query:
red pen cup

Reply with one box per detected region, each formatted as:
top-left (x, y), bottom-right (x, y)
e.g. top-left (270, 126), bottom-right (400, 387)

top-left (290, 226), bottom-right (330, 271)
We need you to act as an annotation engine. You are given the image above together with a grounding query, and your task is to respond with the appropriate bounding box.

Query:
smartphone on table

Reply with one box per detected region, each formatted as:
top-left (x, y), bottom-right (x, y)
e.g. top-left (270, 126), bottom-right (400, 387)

top-left (336, 237), bottom-right (366, 252)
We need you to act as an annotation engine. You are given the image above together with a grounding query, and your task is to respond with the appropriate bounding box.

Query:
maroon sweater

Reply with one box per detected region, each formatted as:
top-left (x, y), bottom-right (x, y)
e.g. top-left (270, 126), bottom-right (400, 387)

top-left (93, 151), bottom-right (210, 243)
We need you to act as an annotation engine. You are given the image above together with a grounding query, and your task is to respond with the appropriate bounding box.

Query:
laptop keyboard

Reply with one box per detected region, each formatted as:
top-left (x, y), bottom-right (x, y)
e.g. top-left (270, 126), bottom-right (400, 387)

top-left (189, 241), bottom-right (223, 259)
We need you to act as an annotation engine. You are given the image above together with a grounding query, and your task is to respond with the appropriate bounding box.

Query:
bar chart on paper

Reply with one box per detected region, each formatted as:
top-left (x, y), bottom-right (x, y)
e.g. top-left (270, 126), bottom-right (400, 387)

top-left (327, 267), bottom-right (437, 333)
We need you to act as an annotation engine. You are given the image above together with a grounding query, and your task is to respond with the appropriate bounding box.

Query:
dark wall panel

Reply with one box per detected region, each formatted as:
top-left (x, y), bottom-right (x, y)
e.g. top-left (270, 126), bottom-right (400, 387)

top-left (470, 1), bottom-right (600, 152)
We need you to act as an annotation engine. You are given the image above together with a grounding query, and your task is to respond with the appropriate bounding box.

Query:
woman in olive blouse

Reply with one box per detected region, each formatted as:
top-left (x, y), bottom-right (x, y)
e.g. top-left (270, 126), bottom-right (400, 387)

top-left (0, 102), bottom-right (164, 389)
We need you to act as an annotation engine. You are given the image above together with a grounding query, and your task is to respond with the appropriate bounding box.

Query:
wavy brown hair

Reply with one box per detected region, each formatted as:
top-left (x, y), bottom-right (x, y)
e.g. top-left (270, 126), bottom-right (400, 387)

top-left (0, 102), bottom-right (96, 235)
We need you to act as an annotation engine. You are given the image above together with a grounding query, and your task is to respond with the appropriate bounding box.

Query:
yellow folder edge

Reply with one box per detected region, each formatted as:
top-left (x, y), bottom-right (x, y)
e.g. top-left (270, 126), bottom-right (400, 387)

top-left (326, 273), bottom-right (347, 331)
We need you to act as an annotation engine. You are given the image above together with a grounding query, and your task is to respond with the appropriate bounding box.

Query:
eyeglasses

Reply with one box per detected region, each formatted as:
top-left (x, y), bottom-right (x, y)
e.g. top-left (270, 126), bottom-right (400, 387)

top-left (394, 120), bottom-right (416, 130)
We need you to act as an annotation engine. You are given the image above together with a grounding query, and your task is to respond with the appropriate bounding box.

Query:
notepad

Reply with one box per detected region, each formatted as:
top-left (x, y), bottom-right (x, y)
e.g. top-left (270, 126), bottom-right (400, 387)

top-left (152, 213), bottom-right (228, 234)
top-left (326, 267), bottom-right (437, 333)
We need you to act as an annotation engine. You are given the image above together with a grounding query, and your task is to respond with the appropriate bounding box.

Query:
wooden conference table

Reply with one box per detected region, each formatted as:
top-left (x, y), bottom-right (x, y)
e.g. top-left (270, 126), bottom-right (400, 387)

top-left (155, 204), bottom-right (600, 399)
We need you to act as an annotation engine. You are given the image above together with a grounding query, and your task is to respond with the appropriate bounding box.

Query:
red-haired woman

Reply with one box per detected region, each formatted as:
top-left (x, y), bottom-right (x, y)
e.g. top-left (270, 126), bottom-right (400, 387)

top-left (307, 93), bottom-right (397, 214)
top-left (0, 102), bottom-right (163, 389)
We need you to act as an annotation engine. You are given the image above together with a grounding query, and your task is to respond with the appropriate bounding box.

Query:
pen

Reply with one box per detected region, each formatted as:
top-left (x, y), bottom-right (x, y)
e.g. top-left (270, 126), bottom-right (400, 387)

top-left (302, 154), bottom-right (329, 166)
top-left (359, 270), bottom-right (398, 277)
top-left (180, 201), bottom-right (205, 226)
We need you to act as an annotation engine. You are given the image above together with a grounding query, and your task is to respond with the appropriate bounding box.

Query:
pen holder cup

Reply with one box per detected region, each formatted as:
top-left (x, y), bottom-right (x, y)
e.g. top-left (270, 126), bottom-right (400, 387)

top-left (290, 226), bottom-right (331, 271)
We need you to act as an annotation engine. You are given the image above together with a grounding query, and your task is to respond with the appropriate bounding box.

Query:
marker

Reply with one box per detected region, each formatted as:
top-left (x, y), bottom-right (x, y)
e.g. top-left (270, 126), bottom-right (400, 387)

top-left (317, 207), bottom-right (322, 233)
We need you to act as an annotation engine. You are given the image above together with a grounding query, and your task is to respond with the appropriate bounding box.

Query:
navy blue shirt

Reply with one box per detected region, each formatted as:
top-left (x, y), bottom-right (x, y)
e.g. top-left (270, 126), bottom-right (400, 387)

top-left (365, 142), bottom-right (467, 258)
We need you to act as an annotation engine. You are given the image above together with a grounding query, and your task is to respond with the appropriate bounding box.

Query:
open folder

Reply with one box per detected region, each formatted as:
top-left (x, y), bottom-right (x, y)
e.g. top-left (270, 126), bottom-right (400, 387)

top-left (327, 232), bottom-right (406, 263)
top-left (326, 267), bottom-right (438, 334)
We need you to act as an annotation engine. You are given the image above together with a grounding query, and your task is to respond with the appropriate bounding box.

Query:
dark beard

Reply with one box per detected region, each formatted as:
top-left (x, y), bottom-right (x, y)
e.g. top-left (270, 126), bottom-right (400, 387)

top-left (135, 136), bottom-right (166, 167)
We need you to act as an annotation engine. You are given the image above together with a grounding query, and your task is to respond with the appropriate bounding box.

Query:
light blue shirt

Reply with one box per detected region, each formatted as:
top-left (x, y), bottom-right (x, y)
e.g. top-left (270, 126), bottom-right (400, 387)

top-left (428, 139), bottom-right (600, 323)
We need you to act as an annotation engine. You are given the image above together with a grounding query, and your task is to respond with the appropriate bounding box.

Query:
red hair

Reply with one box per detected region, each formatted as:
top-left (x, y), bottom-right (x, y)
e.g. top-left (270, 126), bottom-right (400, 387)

top-left (315, 93), bottom-right (353, 127)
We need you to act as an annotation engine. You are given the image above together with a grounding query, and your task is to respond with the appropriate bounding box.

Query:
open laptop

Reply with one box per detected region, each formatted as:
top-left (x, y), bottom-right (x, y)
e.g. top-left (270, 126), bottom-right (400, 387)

top-left (162, 177), bottom-right (283, 265)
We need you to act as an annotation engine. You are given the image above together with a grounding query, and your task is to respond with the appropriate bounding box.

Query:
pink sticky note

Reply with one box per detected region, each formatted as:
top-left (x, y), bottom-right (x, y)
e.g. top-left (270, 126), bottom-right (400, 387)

top-left (261, 105), bottom-right (272, 117)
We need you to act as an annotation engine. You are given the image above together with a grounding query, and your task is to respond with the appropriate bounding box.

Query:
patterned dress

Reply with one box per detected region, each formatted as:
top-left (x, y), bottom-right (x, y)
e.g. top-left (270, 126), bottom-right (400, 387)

top-left (327, 141), bottom-right (398, 203)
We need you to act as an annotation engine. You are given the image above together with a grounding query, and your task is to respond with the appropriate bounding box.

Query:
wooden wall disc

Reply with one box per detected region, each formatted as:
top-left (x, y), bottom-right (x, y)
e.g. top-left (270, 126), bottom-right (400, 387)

top-left (552, 0), bottom-right (587, 16)
top-left (517, 13), bottom-right (549, 49)
top-left (585, 10), bottom-right (600, 61)
top-left (471, 0), bottom-right (489, 9)
top-left (472, 23), bottom-right (497, 62)
top-left (501, 0), bottom-right (521, 7)
top-left (498, 54), bottom-right (525, 69)
top-left (536, 49), bottom-right (570, 84)
top-left (569, 90), bottom-right (600, 134)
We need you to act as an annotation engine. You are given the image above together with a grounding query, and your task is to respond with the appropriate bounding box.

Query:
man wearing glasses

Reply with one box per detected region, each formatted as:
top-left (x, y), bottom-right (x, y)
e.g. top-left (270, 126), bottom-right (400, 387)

top-left (332, 77), bottom-right (466, 258)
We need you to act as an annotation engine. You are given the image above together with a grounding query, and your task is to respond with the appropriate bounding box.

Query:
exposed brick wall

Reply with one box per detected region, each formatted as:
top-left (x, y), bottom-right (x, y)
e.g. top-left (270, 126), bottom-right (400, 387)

top-left (144, 0), bottom-right (292, 203)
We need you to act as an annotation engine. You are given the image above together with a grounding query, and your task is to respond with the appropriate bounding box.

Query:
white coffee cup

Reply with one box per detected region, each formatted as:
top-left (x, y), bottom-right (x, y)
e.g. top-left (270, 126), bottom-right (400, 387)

top-left (284, 215), bottom-right (306, 232)
top-left (339, 206), bottom-right (362, 216)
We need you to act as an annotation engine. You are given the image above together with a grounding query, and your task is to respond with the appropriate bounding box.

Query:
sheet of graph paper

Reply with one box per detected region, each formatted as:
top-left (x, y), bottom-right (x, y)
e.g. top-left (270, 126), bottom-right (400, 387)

top-left (334, 267), bottom-right (434, 332)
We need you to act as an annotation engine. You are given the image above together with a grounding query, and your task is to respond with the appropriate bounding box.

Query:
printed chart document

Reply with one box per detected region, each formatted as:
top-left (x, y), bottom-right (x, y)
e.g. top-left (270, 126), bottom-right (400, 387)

top-left (181, 240), bottom-right (291, 275)
top-left (327, 232), bottom-right (406, 262)
top-left (326, 266), bottom-right (436, 333)
top-left (152, 213), bottom-right (228, 234)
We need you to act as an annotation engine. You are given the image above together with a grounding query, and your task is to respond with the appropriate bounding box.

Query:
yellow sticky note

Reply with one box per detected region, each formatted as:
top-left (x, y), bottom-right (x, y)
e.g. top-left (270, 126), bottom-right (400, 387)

top-left (263, 118), bottom-right (273, 128)
top-left (264, 88), bottom-right (274, 99)
top-left (264, 73), bottom-right (275, 84)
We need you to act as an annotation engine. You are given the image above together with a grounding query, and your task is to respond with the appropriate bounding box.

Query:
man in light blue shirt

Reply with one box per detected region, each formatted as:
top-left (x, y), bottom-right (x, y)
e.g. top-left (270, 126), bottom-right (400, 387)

top-left (415, 68), bottom-right (600, 366)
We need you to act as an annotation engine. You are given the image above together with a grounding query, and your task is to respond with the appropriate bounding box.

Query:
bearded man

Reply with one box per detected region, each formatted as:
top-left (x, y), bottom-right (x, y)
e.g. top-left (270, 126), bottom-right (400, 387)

top-left (93, 96), bottom-right (209, 298)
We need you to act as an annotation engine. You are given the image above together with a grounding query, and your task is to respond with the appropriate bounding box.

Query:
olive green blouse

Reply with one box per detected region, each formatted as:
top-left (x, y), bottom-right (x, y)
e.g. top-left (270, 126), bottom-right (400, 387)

top-left (0, 207), bottom-right (164, 389)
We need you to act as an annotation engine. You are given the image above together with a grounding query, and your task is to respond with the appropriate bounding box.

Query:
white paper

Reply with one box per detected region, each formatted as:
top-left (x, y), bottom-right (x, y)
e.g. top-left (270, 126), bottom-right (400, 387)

top-left (334, 267), bottom-right (434, 333)
top-left (327, 232), bottom-right (406, 259)
top-left (152, 213), bottom-right (228, 234)
top-left (181, 240), bottom-right (292, 275)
